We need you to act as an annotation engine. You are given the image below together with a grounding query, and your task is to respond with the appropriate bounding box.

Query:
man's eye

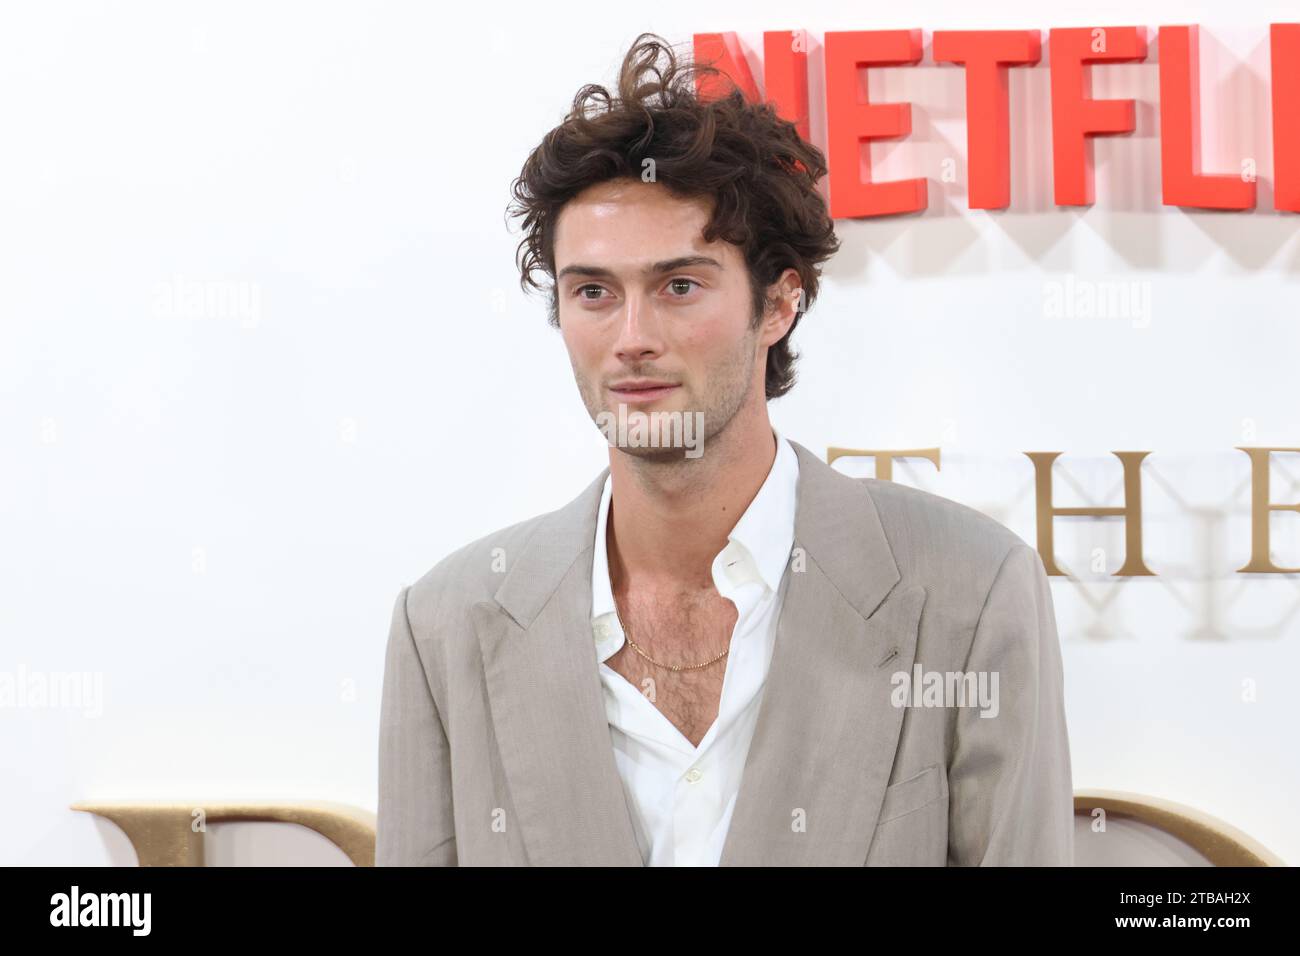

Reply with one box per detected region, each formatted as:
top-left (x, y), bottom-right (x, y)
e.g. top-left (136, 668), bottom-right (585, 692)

top-left (575, 284), bottom-right (607, 300)
top-left (667, 278), bottom-right (700, 296)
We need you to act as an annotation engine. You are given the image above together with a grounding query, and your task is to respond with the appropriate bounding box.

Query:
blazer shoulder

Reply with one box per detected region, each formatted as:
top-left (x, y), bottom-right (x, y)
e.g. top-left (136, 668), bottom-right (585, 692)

top-left (404, 509), bottom-right (552, 622)
top-left (857, 477), bottom-right (1031, 587)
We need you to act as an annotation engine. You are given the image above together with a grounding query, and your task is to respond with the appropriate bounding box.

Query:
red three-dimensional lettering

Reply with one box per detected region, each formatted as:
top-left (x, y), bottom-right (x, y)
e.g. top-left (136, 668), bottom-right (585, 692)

top-left (693, 31), bottom-right (810, 141)
top-left (763, 31), bottom-right (811, 142)
top-left (694, 32), bottom-right (760, 102)
top-left (1272, 24), bottom-right (1300, 212)
top-left (1049, 27), bottom-right (1148, 205)
top-left (1158, 25), bottom-right (1255, 209)
top-left (825, 29), bottom-right (927, 217)
top-left (697, 25), bottom-right (1294, 216)
top-left (933, 30), bottom-right (1042, 209)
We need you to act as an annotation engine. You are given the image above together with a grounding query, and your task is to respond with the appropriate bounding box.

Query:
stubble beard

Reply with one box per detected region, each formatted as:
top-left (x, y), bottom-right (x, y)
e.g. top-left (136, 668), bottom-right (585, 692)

top-left (573, 325), bottom-right (761, 466)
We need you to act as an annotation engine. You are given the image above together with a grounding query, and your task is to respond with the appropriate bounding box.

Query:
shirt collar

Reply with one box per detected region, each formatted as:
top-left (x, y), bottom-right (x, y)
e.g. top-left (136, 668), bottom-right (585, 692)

top-left (590, 427), bottom-right (800, 656)
top-left (721, 428), bottom-right (799, 595)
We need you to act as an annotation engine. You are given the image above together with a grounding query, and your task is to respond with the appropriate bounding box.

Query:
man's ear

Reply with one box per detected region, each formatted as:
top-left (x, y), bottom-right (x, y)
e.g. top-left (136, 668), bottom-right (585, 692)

top-left (759, 268), bottom-right (804, 347)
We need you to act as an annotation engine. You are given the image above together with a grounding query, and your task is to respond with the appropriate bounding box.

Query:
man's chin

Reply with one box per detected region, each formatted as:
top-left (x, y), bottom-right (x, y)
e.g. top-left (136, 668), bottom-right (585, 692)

top-left (590, 403), bottom-right (711, 462)
top-left (608, 442), bottom-right (701, 464)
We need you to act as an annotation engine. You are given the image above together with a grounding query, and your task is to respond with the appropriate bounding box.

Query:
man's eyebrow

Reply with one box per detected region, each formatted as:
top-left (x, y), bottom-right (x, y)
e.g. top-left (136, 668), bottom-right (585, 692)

top-left (556, 255), bottom-right (722, 282)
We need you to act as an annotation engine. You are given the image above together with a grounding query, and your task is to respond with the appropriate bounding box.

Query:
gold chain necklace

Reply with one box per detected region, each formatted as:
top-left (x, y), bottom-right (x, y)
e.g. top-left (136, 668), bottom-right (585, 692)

top-left (612, 600), bottom-right (729, 672)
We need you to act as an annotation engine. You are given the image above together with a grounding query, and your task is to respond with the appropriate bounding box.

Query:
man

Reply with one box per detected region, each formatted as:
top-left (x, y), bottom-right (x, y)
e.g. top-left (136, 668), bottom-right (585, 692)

top-left (377, 33), bottom-right (1073, 866)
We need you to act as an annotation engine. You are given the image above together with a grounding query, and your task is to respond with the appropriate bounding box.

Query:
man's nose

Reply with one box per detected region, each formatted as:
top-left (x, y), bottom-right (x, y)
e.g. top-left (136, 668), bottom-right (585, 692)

top-left (612, 292), bottom-right (663, 360)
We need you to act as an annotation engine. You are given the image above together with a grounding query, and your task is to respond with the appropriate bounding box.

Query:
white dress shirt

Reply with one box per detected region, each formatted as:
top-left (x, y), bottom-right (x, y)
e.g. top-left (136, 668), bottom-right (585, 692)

top-left (590, 428), bottom-right (799, 866)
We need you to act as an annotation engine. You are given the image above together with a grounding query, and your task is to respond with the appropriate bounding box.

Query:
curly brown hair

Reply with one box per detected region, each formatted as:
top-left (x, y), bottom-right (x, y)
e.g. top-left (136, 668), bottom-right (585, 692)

top-left (506, 32), bottom-right (840, 400)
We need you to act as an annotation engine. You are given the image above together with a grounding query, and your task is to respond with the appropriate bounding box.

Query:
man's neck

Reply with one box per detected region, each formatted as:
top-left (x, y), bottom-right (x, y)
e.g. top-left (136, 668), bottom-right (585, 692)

top-left (606, 407), bottom-right (777, 594)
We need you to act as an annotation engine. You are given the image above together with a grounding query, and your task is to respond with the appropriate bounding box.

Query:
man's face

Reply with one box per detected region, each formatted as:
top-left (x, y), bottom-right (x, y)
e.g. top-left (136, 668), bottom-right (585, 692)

top-left (553, 177), bottom-right (774, 459)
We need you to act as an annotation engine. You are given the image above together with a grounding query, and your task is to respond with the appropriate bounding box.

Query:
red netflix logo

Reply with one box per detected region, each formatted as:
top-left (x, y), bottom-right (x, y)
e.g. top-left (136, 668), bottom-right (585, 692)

top-left (694, 26), bottom-right (1300, 214)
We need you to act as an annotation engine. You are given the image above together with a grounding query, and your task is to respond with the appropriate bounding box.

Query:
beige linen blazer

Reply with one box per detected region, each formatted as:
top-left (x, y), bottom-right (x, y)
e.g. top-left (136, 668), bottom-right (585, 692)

top-left (377, 439), bottom-right (1074, 866)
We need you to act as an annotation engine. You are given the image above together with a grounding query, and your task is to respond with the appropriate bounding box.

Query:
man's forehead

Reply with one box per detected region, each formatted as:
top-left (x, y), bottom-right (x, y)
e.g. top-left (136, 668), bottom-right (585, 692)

top-left (566, 177), bottom-right (709, 215)
top-left (554, 181), bottom-right (727, 268)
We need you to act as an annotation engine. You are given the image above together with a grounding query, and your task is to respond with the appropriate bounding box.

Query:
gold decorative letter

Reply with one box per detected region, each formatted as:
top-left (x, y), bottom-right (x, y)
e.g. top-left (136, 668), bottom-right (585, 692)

top-left (71, 801), bottom-right (376, 866)
top-left (1024, 451), bottom-right (1154, 576)
top-left (1235, 447), bottom-right (1300, 573)
top-left (827, 447), bottom-right (941, 481)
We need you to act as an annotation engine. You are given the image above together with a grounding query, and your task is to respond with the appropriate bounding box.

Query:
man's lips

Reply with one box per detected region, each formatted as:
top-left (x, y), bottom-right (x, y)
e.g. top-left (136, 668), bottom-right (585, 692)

top-left (607, 382), bottom-right (680, 404)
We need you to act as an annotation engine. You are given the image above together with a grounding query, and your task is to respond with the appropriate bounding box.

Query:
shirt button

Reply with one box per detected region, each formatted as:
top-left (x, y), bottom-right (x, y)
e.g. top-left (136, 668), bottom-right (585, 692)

top-left (684, 768), bottom-right (703, 783)
top-left (594, 622), bottom-right (608, 641)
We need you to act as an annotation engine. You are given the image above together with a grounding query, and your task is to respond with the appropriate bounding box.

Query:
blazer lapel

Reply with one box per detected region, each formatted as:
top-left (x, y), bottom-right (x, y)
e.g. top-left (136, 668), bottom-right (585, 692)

top-left (719, 440), bottom-right (927, 865)
top-left (473, 468), bottom-right (644, 866)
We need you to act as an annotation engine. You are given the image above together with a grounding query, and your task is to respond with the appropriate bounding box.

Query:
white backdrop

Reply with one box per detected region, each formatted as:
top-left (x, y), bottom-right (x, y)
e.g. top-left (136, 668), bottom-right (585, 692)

top-left (4, 0), bottom-right (1298, 865)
